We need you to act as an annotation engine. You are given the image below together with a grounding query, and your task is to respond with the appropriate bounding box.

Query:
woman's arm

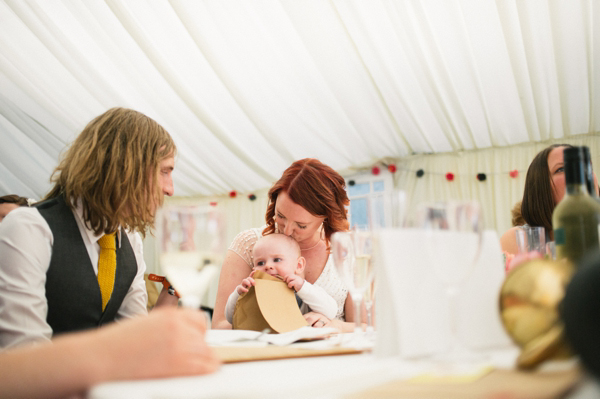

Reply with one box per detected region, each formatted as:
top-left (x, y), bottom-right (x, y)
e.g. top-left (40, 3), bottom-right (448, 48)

top-left (333, 293), bottom-right (367, 332)
top-left (212, 250), bottom-right (252, 329)
top-left (305, 293), bottom-right (367, 333)
top-left (0, 308), bottom-right (219, 399)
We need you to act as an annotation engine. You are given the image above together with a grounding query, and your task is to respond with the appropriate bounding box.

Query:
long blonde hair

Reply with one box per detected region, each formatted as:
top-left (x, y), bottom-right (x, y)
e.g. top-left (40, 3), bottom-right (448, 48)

top-left (45, 107), bottom-right (176, 236)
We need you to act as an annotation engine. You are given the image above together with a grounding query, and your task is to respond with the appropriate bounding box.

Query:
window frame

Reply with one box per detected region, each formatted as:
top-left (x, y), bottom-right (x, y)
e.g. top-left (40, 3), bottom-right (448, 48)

top-left (345, 170), bottom-right (394, 229)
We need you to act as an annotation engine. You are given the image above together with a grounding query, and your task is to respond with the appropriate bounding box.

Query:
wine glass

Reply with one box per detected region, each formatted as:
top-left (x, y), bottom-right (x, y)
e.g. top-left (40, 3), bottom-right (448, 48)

top-left (414, 201), bottom-right (484, 366)
top-left (515, 226), bottom-right (545, 255)
top-left (157, 205), bottom-right (224, 309)
top-left (331, 228), bottom-right (375, 347)
top-left (364, 277), bottom-right (376, 340)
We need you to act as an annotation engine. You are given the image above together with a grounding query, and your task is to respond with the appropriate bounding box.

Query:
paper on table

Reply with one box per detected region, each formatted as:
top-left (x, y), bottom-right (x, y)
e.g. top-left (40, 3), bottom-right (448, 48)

top-left (374, 229), bottom-right (512, 359)
top-left (207, 326), bottom-right (338, 346)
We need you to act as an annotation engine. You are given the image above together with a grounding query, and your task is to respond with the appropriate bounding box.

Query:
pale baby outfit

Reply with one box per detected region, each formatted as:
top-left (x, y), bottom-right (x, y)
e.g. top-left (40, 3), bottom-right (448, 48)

top-left (228, 227), bottom-right (348, 320)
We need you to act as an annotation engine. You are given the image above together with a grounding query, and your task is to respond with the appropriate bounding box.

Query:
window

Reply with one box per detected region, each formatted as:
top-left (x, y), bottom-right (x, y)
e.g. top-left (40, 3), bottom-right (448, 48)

top-left (346, 171), bottom-right (394, 229)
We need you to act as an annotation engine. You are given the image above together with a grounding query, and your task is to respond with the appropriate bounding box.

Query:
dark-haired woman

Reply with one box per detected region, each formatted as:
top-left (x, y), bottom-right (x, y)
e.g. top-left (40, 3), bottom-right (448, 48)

top-left (501, 144), bottom-right (598, 255)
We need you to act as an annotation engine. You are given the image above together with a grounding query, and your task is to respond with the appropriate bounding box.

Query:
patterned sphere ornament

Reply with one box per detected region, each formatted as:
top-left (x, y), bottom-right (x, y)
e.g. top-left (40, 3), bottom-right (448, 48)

top-left (388, 164), bottom-right (397, 173)
top-left (416, 169), bottom-right (425, 178)
top-left (477, 173), bottom-right (487, 182)
top-left (446, 172), bottom-right (455, 181)
top-left (510, 170), bottom-right (519, 178)
top-left (372, 166), bottom-right (381, 175)
top-left (229, 190), bottom-right (237, 198)
top-left (248, 194), bottom-right (256, 201)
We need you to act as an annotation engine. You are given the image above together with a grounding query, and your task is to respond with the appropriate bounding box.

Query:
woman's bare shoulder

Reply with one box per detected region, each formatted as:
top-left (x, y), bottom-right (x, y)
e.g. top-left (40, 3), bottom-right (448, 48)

top-left (500, 226), bottom-right (520, 255)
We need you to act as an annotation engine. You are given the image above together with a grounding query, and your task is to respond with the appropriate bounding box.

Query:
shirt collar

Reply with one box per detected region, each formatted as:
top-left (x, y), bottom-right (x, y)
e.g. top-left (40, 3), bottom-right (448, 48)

top-left (73, 198), bottom-right (122, 248)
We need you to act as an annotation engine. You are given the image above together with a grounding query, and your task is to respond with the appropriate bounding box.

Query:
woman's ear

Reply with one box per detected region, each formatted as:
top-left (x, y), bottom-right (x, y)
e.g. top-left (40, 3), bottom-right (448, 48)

top-left (295, 256), bottom-right (306, 275)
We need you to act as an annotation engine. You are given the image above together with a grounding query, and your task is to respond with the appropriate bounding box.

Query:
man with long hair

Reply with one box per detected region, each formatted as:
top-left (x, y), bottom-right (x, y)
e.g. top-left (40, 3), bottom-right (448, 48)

top-left (0, 107), bottom-right (176, 348)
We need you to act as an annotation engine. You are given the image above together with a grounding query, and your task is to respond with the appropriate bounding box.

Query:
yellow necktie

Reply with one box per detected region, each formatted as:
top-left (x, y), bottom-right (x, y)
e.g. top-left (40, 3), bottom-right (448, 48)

top-left (97, 232), bottom-right (117, 311)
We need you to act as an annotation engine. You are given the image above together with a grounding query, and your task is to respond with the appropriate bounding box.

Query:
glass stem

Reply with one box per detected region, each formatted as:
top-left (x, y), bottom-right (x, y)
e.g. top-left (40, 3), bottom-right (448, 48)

top-left (446, 285), bottom-right (462, 354)
top-left (353, 293), bottom-right (363, 334)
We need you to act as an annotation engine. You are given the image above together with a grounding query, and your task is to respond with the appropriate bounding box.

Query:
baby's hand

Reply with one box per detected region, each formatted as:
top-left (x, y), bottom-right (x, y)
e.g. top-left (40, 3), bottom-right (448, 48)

top-left (284, 274), bottom-right (304, 292)
top-left (236, 277), bottom-right (255, 295)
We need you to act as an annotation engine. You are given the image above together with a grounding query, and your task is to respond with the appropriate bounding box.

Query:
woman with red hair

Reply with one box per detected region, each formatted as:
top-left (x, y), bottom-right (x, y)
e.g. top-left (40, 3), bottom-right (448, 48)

top-left (212, 158), bottom-right (357, 331)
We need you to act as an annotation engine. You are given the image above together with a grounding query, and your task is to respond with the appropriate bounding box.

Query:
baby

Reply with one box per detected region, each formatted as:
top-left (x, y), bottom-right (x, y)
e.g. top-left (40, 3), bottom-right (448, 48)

top-left (225, 233), bottom-right (337, 324)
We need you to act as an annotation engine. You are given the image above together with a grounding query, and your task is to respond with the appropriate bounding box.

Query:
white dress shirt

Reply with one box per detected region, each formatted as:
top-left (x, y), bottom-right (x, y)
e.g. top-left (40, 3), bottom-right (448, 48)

top-left (0, 201), bottom-right (148, 349)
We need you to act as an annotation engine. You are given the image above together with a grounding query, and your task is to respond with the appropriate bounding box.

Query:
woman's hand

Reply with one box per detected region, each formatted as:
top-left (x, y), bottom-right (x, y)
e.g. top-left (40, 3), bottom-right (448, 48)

top-left (304, 312), bottom-right (330, 328)
top-left (505, 250), bottom-right (543, 273)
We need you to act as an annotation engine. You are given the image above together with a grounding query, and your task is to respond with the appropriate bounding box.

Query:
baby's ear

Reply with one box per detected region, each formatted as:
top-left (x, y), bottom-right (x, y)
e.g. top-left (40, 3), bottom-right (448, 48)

top-left (295, 256), bottom-right (306, 275)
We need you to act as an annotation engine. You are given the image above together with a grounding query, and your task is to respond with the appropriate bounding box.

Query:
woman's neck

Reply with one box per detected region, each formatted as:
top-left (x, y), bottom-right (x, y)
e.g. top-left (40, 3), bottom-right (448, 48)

top-left (300, 236), bottom-right (322, 252)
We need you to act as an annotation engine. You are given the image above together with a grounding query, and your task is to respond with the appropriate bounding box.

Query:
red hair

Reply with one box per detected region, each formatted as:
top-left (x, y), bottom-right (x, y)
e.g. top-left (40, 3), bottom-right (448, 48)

top-left (263, 159), bottom-right (349, 247)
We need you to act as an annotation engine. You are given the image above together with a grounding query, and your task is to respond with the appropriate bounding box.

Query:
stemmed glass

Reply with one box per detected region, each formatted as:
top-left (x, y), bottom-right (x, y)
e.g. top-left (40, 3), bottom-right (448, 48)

top-left (157, 205), bottom-right (223, 309)
top-left (331, 228), bottom-right (375, 347)
top-left (364, 277), bottom-right (376, 339)
top-left (415, 201), bottom-right (484, 366)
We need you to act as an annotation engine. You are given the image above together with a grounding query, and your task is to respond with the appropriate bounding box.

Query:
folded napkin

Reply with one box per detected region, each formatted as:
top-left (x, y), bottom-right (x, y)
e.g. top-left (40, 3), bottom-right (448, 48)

top-left (374, 229), bottom-right (512, 359)
top-left (207, 326), bottom-right (338, 346)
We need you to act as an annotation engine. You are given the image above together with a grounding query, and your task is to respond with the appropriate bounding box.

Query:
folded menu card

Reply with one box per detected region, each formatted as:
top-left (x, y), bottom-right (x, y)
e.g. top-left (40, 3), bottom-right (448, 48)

top-left (374, 229), bottom-right (513, 359)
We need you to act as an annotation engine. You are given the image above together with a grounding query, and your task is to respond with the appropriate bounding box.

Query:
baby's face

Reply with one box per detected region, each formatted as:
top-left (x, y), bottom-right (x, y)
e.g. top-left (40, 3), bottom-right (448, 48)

top-left (252, 238), bottom-right (300, 279)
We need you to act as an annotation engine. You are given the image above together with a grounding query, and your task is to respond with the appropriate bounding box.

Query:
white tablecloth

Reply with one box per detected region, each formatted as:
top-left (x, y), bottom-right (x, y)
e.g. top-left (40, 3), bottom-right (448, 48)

top-left (88, 331), bottom-right (533, 399)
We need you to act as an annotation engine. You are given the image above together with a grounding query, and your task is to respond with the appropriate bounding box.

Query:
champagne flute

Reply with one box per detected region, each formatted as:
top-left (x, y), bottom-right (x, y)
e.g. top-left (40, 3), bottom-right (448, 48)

top-left (364, 277), bottom-right (376, 339)
top-left (331, 229), bottom-right (375, 347)
top-left (415, 201), bottom-right (484, 366)
top-left (157, 205), bottom-right (223, 309)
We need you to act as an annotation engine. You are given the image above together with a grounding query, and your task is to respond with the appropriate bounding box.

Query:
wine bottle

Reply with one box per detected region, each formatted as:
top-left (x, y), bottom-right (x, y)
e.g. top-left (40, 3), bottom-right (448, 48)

top-left (582, 147), bottom-right (598, 199)
top-left (552, 146), bottom-right (600, 266)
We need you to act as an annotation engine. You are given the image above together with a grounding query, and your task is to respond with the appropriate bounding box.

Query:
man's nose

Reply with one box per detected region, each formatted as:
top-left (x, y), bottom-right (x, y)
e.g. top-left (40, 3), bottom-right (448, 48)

top-left (164, 178), bottom-right (174, 196)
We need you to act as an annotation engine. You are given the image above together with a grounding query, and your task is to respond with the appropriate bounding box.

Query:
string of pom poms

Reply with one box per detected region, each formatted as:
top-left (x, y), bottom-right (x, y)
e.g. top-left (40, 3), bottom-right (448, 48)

top-left (357, 162), bottom-right (523, 182)
top-left (213, 163), bottom-right (523, 205)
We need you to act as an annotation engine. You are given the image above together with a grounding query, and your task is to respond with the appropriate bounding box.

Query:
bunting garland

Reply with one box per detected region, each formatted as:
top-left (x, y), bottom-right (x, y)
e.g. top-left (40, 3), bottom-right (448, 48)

top-left (363, 160), bottom-right (526, 182)
top-left (205, 160), bottom-right (525, 206)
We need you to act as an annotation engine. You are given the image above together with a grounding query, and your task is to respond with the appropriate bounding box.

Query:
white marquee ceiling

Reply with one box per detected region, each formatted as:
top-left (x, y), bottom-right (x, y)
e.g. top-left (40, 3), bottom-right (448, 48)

top-left (1, 0), bottom-right (598, 198)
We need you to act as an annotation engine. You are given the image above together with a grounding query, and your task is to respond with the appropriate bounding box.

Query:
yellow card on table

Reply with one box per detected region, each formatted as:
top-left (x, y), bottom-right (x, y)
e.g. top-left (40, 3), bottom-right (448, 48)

top-left (407, 365), bottom-right (494, 384)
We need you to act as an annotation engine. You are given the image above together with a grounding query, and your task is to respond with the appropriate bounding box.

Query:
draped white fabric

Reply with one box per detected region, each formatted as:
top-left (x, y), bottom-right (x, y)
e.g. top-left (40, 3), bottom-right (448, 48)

top-left (1, 1), bottom-right (599, 223)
